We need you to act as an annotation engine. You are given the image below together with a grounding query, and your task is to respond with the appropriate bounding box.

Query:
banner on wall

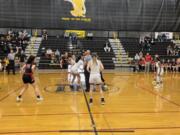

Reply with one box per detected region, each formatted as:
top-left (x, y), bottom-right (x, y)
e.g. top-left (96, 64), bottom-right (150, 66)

top-left (61, 0), bottom-right (91, 22)
top-left (65, 30), bottom-right (86, 38)
top-left (155, 32), bottom-right (173, 39)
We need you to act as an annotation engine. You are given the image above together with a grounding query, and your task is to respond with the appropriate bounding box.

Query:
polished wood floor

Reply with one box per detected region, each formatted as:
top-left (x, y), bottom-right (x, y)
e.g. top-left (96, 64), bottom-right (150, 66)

top-left (0, 71), bottom-right (180, 135)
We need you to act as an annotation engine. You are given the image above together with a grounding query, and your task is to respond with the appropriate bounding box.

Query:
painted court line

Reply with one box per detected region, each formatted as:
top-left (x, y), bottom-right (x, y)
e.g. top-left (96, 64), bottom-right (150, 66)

top-left (0, 129), bottom-right (135, 134)
top-left (2, 126), bottom-right (180, 134)
top-left (82, 88), bottom-right (98, 135)
top-left (0, 86), bottom-right (22, 102)
top-left (1, 110), bottom-right (180, 117)
top-left (136, 81), bottom-right (180, 108)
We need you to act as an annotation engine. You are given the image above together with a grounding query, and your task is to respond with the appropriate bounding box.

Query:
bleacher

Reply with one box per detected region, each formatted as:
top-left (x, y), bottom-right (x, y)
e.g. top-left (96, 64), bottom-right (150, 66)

top-left (79, 38), bottom-right (115, 69)
top-left (38, 37), bottom-right (115, 69)
top-left (0, 49), bottom-right (7, 60)
top-left (120, 37), bottom-right (141, 58)
top-left (120, 37), bottom-right (179, 60)
top-left (38, 37), bottom-right (69, 69)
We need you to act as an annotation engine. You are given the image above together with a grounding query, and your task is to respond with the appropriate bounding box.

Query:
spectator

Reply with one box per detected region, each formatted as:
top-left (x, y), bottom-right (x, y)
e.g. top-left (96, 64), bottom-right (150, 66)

top-left (1, 57), bottom-right (9, 73)
top-left (171, 59), bottom-right (178, 72)
top-left (60, 52), bottom-right (69, 69)
top-left (139, 41), bottom-right (144, 51)
top-left (72, 33), bottom-right (77, 42)
top-left (46, 48), bottom-right (53, 58)
top-left (166, 59), bottom-right (172, 72)
top-left (104, 42), bottom-right (111, 52)
top-left (134, 53), bottom-right (140, 71)
top-left (42, 29), bottom-right (48, 40)
top-left (64, 32), bottom-right (69, 39)
top-left (145, 53), bottom-right (152, 73)
top-left (77, 40), bottom-right (83, 50)
top-left (7, 49), bottom-right (18, 75)
top-left (139, 57), bottom-right (145, 71)
top-left (87, 32), bottom-right (93, 40)
top-left (151, 38), bottom-right (155, 45)
top-left (41, 47), bottom-right (46, 56)
top-left (51, 52), bottom-right (55, 64)
top-left (3, 41), bottom-right (9, 54)
top-left (174, 44), bottom-right (180, 56)
top-left (55, 49), bottom-right (60, 63)
top-left (167, 45), bottom-right (172, 56)
top-left (134, 53), bottom-right (140, 61)
top-left (139, 51), bottom-right (143, 59)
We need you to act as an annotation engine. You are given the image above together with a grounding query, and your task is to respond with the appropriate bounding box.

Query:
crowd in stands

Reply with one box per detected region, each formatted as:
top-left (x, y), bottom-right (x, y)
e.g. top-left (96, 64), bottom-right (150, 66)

top-left (167, 44), bottom-right (180, 56)
top-left (0, 30), bottom-right (30, 54)
top-left (139, 36), bottom-right (180, 55)
top-left (156, 33), bottom-right (169, 42)
top-left (40, 35), bottom-right (111, 67)
top-left (133, 52), bottom-right (180, 72)
top-left (41, 47), bottom-right (61, 64)
top-left (104, 41), bottom-right (111, 53)
top-left (139, 36), bottom-right (155, 52)
top-left (0, 30), bottom-right (30, 73)
top-left (64, 32), bottom-right (77, 42)
top-left (0, 47), bottom-right (27, 74)
top-left (134, 35), bottom-right (180, 72)
top-left (42, 48), bottom-right (85, 69)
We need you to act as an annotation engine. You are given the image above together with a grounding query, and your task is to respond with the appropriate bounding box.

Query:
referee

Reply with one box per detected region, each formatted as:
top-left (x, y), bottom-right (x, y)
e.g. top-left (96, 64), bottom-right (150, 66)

top-left (84, 50), bottom-right (92, 92)
top-left (7, 49), bottom-right (18, 75)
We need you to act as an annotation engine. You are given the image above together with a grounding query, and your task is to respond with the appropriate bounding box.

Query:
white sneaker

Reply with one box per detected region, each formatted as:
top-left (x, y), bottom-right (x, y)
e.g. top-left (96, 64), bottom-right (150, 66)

top-left (101, 98), bottom-right (105, 105)
top-left (16, 96), bottom-right (23, 102)
top-left (152, 81), bottom-right (156, 85)
top-left (36, 97), bottom-right (43, 101)
top-left (154, 85), bottom-right (161, 89)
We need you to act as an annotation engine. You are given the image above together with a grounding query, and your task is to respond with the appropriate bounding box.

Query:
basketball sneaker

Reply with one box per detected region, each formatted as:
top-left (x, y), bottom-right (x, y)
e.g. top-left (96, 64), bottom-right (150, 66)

top-left (89, 98), bottom-right (93, 105)
top-left (16, 96), bottom-right (23, 102)
top-left (101, 98), bottom-right (105, 105)
top-left (36, 96), bottom-right (44, 101)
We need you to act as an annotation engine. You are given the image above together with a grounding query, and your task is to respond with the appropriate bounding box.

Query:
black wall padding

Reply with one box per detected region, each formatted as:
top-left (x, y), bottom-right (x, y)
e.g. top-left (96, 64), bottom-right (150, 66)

top-left (0, 0), bottom-right (179, 31)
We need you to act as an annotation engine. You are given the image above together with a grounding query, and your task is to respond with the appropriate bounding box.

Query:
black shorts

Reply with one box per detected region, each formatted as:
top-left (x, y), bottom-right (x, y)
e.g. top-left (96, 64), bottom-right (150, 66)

top-left (22, 74), bottom-right (35, 84)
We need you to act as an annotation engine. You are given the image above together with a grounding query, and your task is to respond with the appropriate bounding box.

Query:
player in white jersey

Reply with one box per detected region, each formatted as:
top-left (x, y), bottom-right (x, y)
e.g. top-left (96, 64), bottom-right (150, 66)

top-left (67, 61), bottom-right (73, 84)
top-left (154, 58), bottom-right (164, 88)
top-left (87, 53), bottom-right (105, 105)
top-left (78, 64), bottom-right (86, 90)
top-left (70, 55), bottom-right (84, 85)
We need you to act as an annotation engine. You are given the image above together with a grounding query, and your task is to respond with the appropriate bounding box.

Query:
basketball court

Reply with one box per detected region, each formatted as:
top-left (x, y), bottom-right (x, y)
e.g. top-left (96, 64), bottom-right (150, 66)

top-left (0, 0), bottom-right (180, 134)
top-left (0, 72), bottom-right (180, 135)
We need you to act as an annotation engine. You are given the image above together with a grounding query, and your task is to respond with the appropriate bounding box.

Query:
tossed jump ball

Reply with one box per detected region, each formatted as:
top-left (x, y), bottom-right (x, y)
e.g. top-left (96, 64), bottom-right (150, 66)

top-left (102, 84), bottom-right (108, 91)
